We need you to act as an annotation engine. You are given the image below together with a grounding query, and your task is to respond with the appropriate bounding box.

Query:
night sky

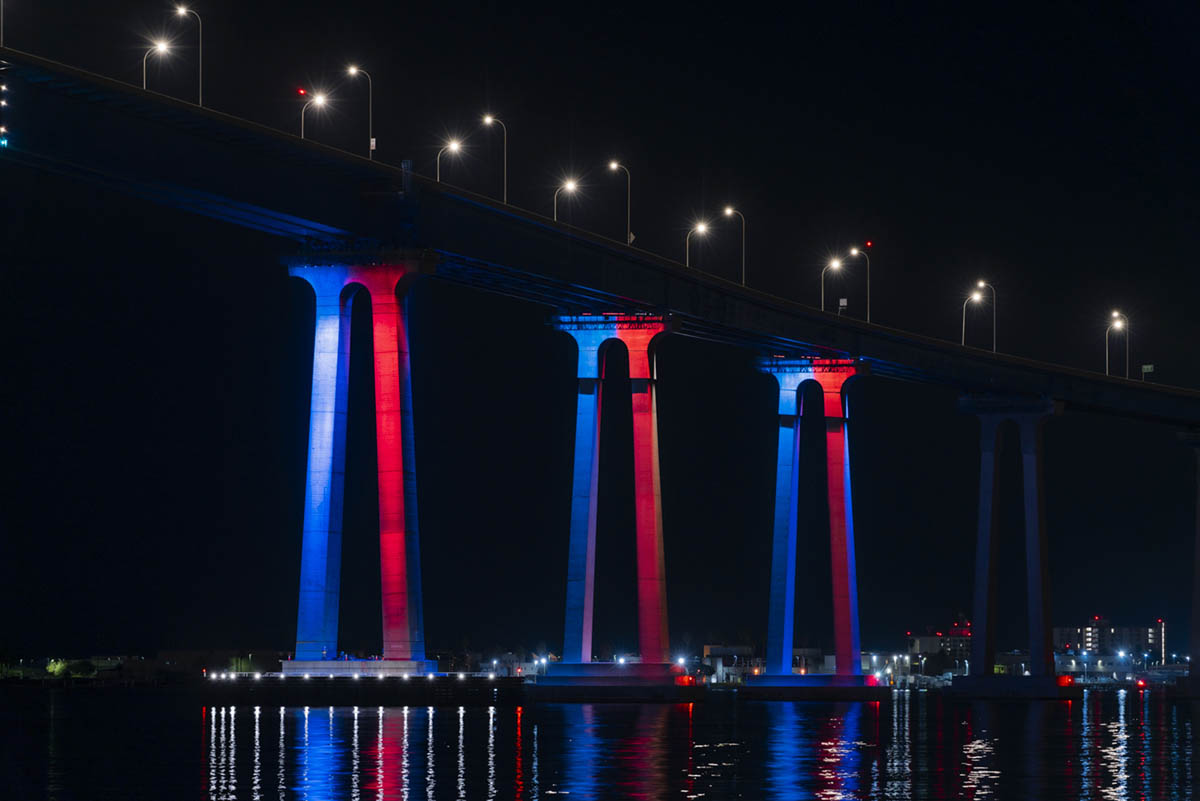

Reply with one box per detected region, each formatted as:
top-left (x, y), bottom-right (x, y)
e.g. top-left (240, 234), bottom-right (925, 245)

top-left (2, 1), bottom-right (1198, 661)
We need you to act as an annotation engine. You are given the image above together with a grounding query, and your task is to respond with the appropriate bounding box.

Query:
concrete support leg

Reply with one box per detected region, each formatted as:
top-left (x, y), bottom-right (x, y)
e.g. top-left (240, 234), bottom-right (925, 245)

top-left (1018, 418), bottom-right (1053, 676)
top-left (630, 371), bottom-right (669, 663)
top-left (819, 378), bottom-right (862, 676)
top-left (1181, 435), bottom-right (1200, 676)
top-left (759, 361), bottom-right (810, 676)
top-left (554, 315), bottom-right (668, 664)
top-left (291, 267), bottom-right (355, 661)
top-left (970, 417), bottom-right (1002, 675)
top-left (363, 270), bottom-right (425, 661)
top-left (563, 376), bottom-right (602, 663)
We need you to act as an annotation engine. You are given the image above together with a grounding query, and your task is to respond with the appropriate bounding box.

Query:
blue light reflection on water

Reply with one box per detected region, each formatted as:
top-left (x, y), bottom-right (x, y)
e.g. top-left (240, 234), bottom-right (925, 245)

top-left (4, 689), bottom-right (1200, 799)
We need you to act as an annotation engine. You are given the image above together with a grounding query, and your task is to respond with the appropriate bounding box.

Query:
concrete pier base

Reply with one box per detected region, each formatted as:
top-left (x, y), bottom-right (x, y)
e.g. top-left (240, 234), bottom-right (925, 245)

top-left (534, 662), bottom-right (696, 701)
top-left (280, 659), bottom-right (439, 677)
top-left (741, 672), bottom-right (890, 701)
top-left (949, 674), bottom-right (1082, 700)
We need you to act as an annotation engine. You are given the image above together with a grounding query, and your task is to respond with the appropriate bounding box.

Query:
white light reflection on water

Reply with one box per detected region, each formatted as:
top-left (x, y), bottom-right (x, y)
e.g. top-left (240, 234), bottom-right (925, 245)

top-left (487, 705), bottom-right (496, 800)
top-left (277, 707), bottom-right (286, 800)
top-left (457, 706), bottom-right (465, 801)
top-left (884, 689), bottom-right (912, 798)
top-left (1099, 689), bottom-right (1129, 801)
top-left (375, 707), bottom-right (384, 801)
top-left (961, 737), bottom-right (999, 796)
top-left (188, 696), bottom-right (1200, 800)
top-left (253, 706), bottom-right (261, 801)
top-left (209, 705), bottom-right (217, 797)
top-left (351, 706), bottom-right (360, 801)
top-left (425, 707), bottom-right (435, 801)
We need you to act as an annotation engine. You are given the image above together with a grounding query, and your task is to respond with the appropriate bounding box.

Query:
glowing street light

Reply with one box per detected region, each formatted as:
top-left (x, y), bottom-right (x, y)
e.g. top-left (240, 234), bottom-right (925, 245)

top-left (143, 40), bottom-right (170, 90)
top-left (436, 139), bottom-right (462, 182)
top-left (962, 291), bottom-right (983, 345)
top-left (482, 115), bottom-right (507, 202)
top-left (346, 66), bottom-right (374, 159)
top-left (609, 160), bottom-right (632, 245)
top-left (821, 259), bottom-right (842, 311)
top-left (174, 6), bottom-right (202, 105)
top-left (553, 178), bottom-right (577, 221)
top-left (976, 280), bottom-right (996, 352)
top-left (848, 244), bottom-right (871, 322)
top-left (299, 91), bottom-right (327, 139)
top-left (1106, 310), bottom-right (1129, 378)
top-left (685, 221), bottom-right (709, 267)
top-left (724, 206), bottom-right (746, 285)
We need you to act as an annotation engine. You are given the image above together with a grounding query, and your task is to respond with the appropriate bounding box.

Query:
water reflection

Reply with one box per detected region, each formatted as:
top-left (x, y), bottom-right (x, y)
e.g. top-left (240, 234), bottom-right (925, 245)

top-left (190, 695), bottom-right (1197, 800)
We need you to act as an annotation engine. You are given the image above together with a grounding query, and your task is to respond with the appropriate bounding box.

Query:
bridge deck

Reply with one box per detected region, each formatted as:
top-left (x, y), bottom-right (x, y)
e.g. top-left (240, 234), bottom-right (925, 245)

top-left (3, 46), bottom-right (1198, 429)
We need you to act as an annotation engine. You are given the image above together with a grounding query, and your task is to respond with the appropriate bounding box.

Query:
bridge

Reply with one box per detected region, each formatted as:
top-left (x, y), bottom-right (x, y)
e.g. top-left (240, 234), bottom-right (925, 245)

top-left (4, 47), bottom-right (1198, 695)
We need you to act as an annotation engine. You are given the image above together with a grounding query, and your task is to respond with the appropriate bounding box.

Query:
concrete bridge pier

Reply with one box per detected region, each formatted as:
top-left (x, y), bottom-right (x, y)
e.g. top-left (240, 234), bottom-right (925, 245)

top-left (548, 315), bottom-right (673, 683)
top-left (750, 358), bottom-right (872, 694)
top-left (1182, 433), bottom-right (1200, 693)
top-left (285, 260), bottom-right (434, 675)
top-left (953, 397), bottom-right (1069, 698)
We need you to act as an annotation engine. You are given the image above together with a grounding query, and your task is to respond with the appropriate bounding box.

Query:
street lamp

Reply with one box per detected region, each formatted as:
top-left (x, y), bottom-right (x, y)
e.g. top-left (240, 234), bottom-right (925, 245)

top-left (962, 291), bottom-right (983, 345)
top-left (976, 280), bottom-right (996, 351)
top-left (483, 115), bottom-right (507, 202)
top-left (300, 92), bottom-right (327, 139)
top-left (436, 139), bottom-right (461, 182)
top-left (553, 179), bottom-right (577, 221)
top-left (685, 221), bottom-right (708, 267)
top-left (724, 206), bottom-right (746, 285)
top-left (609, 160), bottom-right (632, 245)
top-left (848, 246), bottom-right (871, 322)
top-left (143, 40), bottom-right (170, 90)
top-left (174, 6), bottom-right (202, 105)
top-left (821, 259), bottom-right (841, 311)
top-left (1106, 310), bottom-right (1129, 378)
top-left (346, 66), bottom-right (374, 159)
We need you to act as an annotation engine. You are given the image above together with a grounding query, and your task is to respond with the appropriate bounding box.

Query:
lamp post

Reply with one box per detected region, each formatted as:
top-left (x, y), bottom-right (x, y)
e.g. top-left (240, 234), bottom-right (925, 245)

top-left (174, 6), bottom-right (202, 105)
top-left (143, 41), bottom-right (169, 90)
top-left (436, 139), bottom-right (461, 182)
top-left (821, 259), bottom-right (841, 311)
top-left (976, 280), bottom-right (996, 351)
top-left (849, 246), bottom-right (871, 322)
top-left (724, 206), bottom-right (746, 285)
top-left (553, 179), bottom-right (577, 221)
top-left (609, 161), bottom-right (631, 245)
top-left (961, 291), bottom-right (983, 345)
top-left (686, 222), bottom-right (708, 267)
top-left (346, 66), bottom-right (373, 159)
top-left (1106, 311), bottom-right (1129, 378)
top-left (483, 115), bottom-right (507, 202)
top-left (300, 92), bottom-right (327, 139)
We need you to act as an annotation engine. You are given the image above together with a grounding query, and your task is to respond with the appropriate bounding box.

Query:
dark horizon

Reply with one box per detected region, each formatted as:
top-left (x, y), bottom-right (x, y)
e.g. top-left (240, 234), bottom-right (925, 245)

top-left (2, 0), bottom-right (1198, 663)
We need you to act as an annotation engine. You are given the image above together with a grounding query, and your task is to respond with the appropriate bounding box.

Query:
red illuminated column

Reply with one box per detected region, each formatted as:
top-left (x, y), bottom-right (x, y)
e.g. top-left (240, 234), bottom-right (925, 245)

top-left (810, 361), bottom-right (861, 676)
top-left (618, 321), bottom-right (669, 663)
top-left (359, 267), bottom-right (425, 662)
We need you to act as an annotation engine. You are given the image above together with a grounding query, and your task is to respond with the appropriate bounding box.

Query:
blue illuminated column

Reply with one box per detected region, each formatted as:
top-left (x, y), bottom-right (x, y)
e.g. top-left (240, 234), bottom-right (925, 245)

top-left (758, 359), bottom-right (813, 676)
top-left (290, 265), bottom-right (357, 661)
top-left (554, 316), bottom-right (618, 664)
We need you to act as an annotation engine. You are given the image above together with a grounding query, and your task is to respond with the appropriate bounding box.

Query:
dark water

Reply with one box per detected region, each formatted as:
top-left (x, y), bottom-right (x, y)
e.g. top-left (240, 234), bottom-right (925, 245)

top-left (4, 688), bottom-right (1198, 799)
